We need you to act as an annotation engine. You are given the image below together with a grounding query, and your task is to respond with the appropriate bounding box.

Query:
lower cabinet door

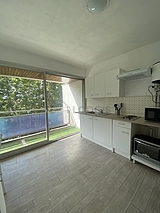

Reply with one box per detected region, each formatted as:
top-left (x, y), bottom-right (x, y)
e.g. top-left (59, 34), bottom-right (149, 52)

top-left (113, 125), bottom-right (131, 159)
top-left (93, 117), bottom-right (112, 150)
top-left (80, 114), bottom-right (93, 139)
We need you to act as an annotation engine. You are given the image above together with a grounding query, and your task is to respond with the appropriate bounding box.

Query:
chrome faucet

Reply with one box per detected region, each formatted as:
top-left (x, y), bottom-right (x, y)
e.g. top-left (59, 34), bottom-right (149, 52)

top-left (94, 108), bottom-right (103, 114)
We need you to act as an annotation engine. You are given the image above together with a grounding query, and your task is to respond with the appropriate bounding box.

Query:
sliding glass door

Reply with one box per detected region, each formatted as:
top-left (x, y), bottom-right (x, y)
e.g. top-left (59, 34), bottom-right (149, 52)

top-left (45, 74), bottom-right (80, 142)
top-left (0, 68), bottom-right (81, 157)
top-left (0, 72), bottom-right (47, 154)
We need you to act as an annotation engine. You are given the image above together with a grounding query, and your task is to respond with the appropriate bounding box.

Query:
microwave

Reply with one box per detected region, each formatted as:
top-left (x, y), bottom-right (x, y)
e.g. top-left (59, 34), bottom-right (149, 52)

top-left (145, 107), bottom-right (160, 122)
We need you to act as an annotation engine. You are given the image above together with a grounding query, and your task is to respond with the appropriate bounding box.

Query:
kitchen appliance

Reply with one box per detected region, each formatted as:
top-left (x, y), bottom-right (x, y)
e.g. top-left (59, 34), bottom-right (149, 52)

top-left (133, 134), bottom-right (160, 165)
top-left (152, 62), bottom-right (160, 84)
top-left (145, 107), bottom-right (160, 122)
top-left (121, 115), bottom-right (139, 121)
top-left (117, 67), bottom-right (151, 80)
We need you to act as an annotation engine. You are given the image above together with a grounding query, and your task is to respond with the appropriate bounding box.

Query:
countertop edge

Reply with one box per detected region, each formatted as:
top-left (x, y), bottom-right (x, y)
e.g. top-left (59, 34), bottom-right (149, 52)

top-left (77, 112), bottom-right (160, 128)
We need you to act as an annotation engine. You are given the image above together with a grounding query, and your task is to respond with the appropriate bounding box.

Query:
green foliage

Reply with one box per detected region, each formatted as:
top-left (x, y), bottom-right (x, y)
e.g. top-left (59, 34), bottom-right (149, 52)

top-left (46, 81), bottom-right (63, 109)
top-left (0, 76), bottom-right (63, 115)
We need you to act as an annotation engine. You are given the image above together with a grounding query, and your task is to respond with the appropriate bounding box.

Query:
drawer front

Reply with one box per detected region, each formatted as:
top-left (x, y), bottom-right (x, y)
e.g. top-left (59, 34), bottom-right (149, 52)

top-left (113, 120), bottom-right (131, 129)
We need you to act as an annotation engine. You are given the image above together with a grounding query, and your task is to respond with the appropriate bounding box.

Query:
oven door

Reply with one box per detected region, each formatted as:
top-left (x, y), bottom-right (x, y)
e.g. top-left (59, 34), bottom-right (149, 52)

top-left (134, 138), bottom-right (160, 163)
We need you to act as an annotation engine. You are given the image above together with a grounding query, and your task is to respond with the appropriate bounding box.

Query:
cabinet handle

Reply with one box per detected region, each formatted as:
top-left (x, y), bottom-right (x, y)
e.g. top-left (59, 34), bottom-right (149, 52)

top-left (118, 122), bottom-right (125, 125)
top-left (122, 131), bottom-right (129, 134)
top-left (95, 94), bottom-right (99, 96)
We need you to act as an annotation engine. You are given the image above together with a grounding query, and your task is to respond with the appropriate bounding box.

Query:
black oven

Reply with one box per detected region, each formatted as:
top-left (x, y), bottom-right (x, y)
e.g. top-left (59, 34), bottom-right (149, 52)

top-left (145, 107), bottom-right (160, 122)
top-left (133, 134), bottom-right (160, 165)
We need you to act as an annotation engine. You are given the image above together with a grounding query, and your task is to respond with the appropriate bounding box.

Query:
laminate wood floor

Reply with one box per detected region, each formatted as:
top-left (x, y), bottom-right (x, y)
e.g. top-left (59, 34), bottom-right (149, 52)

top-left (1, 134), bottom-right (160, 213)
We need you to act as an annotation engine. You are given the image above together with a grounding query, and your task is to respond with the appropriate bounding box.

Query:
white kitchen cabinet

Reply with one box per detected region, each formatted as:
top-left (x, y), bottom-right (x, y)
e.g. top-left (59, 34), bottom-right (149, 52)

top-left (105, 69), bottom-right (125, 97)
top-left (113, 120), bottom-right (131, 159)
top-left (112, 120), bottom-right (139, 159)
top-left (94, 72), bottom-right (105, 98)
top-left (80, 114), bottom-right (93, 140)
top-left (93, 117), bottom-right (112, 150)
top-left (85, 73), bottom-right (105, 98)
top-left (85, 68), bottom-right (124, 98)
top-left (80, 114), bottom-right (112, 151)
top-left (85, 76), bottom-right (94, 98)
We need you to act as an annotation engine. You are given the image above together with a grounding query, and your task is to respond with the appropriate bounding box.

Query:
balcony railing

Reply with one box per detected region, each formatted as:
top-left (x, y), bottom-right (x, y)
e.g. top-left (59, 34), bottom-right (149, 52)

top-left (0, 107), bottom-right (70, 140)
top-left (0, 107), bottom-right (79, 156)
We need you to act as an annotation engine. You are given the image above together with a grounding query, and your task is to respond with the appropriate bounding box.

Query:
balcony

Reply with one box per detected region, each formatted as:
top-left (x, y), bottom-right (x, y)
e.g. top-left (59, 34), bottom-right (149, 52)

top-left (0, 107), bottom-right (79, 156)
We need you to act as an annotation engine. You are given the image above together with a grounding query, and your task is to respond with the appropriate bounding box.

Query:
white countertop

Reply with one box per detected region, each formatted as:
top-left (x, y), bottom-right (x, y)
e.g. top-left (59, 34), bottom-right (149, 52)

top-left (78, 112), bottom-right (160, 128)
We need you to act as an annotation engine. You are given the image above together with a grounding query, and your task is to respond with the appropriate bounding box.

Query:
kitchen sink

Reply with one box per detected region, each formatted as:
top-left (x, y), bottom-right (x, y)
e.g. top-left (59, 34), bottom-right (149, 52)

top-left (86, 111), bottom-right (96, 114)
top-left (86, 111), bottom-right (110, 116)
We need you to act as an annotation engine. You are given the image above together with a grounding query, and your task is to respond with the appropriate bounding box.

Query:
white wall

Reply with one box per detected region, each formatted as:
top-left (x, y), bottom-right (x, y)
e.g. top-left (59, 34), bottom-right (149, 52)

top-left (62, 80), bottom-right (82, 128)
top-left (87, 40), bottom-right (160, 76)
top-left (0, 45), bottom-right (86, 78)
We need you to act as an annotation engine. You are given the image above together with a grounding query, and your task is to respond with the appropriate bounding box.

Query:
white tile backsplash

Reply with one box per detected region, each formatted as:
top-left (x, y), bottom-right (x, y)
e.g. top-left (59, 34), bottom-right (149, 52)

top-left (87, 96), bottom-right (155, 117)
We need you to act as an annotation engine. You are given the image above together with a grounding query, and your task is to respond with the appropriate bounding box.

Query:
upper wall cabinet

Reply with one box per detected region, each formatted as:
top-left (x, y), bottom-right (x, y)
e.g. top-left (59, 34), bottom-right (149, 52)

top-left (85, 76), bottom-right (94, 98)
top-left (94, 72), bottom-right (105, 98)
top-left (85, 72), bottom-right (105, 98)
top-left (105, 68), bottom-right (125, 97)
top-left (85, 68), bottom-right (125, 98)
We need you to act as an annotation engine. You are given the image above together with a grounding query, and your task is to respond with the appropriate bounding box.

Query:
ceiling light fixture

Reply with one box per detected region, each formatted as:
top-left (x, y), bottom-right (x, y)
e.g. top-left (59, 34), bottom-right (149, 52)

top-left (87, 0), bottom-right (109, 14)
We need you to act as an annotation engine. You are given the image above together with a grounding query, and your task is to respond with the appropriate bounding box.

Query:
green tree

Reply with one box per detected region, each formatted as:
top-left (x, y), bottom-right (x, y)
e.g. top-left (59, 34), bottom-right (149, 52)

top-left (0, 76), bottom-right (63, 116)
top-left (46, 81), bottom-right (63, 109)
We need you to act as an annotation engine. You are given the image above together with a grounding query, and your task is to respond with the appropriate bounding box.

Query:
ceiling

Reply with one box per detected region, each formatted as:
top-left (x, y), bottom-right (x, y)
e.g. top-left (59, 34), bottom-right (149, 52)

top-left (0, 0), bottom-right (160, 69)
top-left (0, 66), bottom-right (78, 84)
